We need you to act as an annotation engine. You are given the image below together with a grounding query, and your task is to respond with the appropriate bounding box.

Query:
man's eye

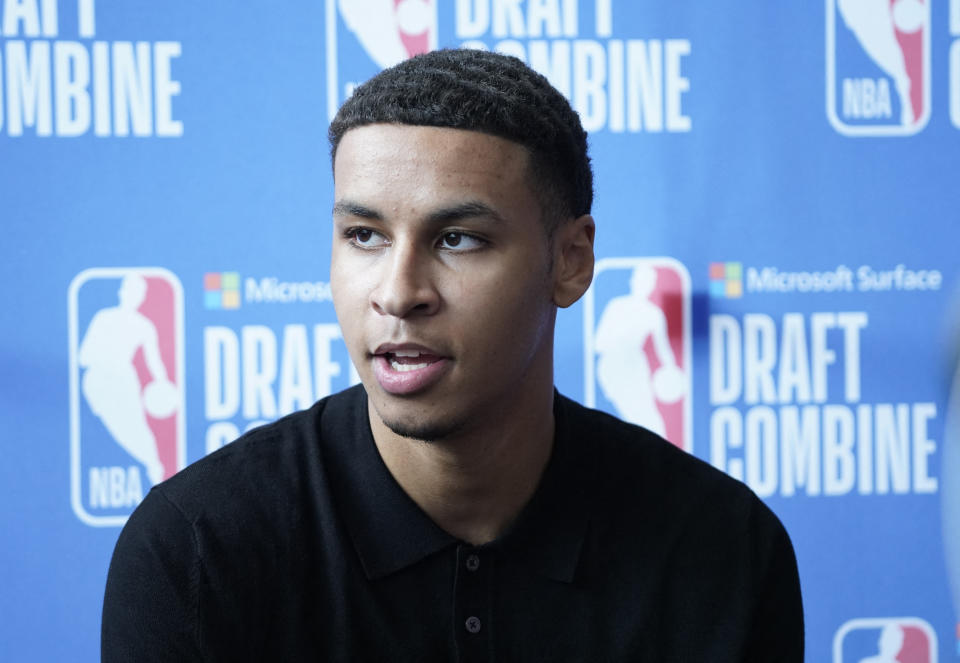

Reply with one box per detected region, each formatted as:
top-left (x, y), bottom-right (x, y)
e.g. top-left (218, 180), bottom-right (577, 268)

top-left (438, 232), bottom-right (485, 251)
top-left (346, 227), bottom-right (387, 248)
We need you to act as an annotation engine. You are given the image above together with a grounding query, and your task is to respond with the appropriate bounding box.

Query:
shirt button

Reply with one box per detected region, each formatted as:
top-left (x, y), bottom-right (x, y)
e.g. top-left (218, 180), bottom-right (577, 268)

top-left (465, 554), bottom-right (480, 572)
top-left (465, 616), bottom-right (482, 634)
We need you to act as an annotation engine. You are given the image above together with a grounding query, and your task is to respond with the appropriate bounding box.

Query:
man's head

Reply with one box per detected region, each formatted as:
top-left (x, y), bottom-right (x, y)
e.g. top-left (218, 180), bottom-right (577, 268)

top-left (329, 48), bottom-right (593, 231)
top-left (328, 50), bottom-right (595, 443)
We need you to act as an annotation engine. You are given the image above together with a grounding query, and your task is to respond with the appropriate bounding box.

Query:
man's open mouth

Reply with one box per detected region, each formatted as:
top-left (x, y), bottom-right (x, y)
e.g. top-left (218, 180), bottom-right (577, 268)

top-left (385, 350), bottom-right (442, 372)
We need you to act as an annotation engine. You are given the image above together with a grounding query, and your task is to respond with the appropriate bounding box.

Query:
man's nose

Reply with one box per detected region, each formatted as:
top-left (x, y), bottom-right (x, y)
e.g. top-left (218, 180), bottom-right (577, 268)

top-left (370, 243), bottom-right (440, 318)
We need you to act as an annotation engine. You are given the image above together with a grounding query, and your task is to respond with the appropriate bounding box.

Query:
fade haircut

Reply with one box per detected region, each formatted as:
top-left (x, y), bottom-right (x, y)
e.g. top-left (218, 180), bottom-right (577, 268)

top-left (328, 48), bottom-right (593, 230)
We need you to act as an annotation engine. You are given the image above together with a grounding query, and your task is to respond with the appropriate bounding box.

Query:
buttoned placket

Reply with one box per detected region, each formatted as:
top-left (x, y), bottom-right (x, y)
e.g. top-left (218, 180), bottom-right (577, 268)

top-left (453, 544), bottom-right (492, 662)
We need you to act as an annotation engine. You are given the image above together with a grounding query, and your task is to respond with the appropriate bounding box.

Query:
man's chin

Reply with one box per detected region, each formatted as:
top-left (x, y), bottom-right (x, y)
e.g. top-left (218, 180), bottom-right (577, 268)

top-left (380, 413), bottom-right (467, 443)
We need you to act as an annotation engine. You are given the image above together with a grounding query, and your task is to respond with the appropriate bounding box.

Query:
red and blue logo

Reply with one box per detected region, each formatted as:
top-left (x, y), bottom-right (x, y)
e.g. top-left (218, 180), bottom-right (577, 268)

top-left (583, 257), bottom-right (693, 452)
top-left (68, 267), bottom-right (186, 526)
top-left (833, 617), bottom-right (937, 662)
top-left (325, 0), bottom-right (438, 122)
top-left (826, 0), bottom-right (931, 136)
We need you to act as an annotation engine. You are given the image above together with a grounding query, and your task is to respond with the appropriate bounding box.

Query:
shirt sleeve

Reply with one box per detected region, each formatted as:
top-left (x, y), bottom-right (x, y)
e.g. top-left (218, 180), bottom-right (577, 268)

top-left (743, 500), bottom-right (805, 663)
top-left (101, 488), bottom-right (204, 662)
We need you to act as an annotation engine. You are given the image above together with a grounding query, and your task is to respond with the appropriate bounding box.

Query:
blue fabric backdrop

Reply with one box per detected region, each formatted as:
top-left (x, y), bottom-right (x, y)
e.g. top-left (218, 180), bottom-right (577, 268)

top-left (2, 1), bottom-right (959, 660)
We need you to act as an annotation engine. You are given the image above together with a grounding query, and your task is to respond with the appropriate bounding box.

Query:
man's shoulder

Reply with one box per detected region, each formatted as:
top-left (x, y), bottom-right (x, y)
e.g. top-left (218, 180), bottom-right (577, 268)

top-left (151, 385), bottom-right (365, 521)
top-left (557, 394), bottom-right (777, 534)
top-left (559, 394), bottom-right (742, 494)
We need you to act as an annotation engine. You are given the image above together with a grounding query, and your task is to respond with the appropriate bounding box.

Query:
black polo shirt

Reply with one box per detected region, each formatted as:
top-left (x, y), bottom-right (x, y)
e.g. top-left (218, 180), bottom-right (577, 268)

top-left (102, 385), bottom-right (803, 662)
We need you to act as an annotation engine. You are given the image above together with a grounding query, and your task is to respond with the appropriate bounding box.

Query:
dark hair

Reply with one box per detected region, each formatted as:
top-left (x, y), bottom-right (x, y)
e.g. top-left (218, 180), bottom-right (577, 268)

top-left (328, 48), bottom-right (593, 228)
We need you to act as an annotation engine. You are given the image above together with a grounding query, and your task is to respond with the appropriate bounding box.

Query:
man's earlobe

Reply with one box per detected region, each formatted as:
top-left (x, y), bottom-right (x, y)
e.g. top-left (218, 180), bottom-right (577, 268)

top-left (553, 215), bottom-right (596, 308)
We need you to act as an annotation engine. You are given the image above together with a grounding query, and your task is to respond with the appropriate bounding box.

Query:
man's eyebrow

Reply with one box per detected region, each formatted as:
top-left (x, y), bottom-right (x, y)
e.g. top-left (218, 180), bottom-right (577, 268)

top-left (425, 201), bottom-right (506, 225)
top-left (332, 201), bottom-right (382, 220)
top-left (333, 200), bottom-right (506, 225)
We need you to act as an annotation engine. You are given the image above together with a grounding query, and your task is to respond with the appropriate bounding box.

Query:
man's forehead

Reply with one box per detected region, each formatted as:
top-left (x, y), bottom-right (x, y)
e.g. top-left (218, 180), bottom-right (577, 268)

top-left (334, 124), bottom-right (531, 168)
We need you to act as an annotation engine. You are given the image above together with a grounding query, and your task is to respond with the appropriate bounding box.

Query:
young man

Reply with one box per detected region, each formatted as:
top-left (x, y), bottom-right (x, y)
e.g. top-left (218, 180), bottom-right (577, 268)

top-left (102, 49), bottom-right (803, 661)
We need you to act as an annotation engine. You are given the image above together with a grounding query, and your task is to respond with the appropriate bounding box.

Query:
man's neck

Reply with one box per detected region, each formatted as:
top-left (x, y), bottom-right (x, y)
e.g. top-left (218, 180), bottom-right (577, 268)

top-left (368, 387), bottom-right (555, 546)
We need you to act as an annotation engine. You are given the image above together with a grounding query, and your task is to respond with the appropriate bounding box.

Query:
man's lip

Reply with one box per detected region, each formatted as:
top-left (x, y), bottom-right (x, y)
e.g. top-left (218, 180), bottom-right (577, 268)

top-left (372, 354), bottom-right (451, 395)
top-left (371, 342), bottom-right (447, 357)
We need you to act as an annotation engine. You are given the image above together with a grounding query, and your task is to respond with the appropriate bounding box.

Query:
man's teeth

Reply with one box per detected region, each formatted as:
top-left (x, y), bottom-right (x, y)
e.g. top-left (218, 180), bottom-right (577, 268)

top-left (390, 360), bottom-right (430, 372)
top-left (387, 351), bottom-right (433, 372)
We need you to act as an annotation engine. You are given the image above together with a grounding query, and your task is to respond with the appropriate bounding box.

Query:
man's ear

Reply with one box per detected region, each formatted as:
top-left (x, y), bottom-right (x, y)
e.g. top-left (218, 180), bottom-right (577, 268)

top-left (552, 214), bottom-right (595, 308)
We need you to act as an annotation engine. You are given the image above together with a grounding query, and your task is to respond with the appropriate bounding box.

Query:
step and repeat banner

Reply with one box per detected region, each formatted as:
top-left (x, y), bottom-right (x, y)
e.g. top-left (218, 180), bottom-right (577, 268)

top-left (1, 1), bottom-right (959, 660)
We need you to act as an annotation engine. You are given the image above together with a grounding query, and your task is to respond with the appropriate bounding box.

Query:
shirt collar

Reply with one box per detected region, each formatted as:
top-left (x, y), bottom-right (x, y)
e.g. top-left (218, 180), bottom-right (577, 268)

top-left (493, 393), bottom-right (592, 583)
top-left (322, 386), bottom-right (593, 584)
top-left (321, 386), bottom-right (456, 580)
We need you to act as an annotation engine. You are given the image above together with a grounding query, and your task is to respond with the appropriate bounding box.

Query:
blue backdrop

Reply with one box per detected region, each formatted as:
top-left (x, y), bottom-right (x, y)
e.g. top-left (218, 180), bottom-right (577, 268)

top-left (2, 1), bottom-right (959, 660)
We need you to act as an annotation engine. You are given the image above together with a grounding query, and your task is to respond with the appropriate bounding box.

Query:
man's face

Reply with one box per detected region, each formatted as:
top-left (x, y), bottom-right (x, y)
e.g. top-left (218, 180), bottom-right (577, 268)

top-left (330, 124), bottom-right (559, 441)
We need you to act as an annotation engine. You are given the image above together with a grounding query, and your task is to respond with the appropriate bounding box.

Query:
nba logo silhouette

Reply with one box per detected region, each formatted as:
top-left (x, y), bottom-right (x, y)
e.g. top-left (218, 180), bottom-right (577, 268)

top-left (833, 617), bottom-right (937, 662)
top-left (68, 267), bottom-right (186, 526)
top-left (326, 0), bottom-right (439, 121)
top-left (826, 0), bottom-right (931, 136)
top-left (583, 257), bottom-right (693, 452)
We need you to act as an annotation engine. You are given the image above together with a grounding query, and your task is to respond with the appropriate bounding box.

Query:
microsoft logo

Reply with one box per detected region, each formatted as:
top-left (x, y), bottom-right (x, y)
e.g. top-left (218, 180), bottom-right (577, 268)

top-left (709, 262), bottom-right (742, 298)
top-left (204, 272), bottom-right (240, 309)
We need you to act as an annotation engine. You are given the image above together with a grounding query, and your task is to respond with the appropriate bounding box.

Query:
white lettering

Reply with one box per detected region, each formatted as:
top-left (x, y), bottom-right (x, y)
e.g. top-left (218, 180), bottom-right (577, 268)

top-left (778, 314), bottom-right (811, 403)
top-left (745, 406), bottom-right (777, 497)
top-left (823, 405), bottom-right (855, 495)
top-left (89, 466), bottom-right (142, 508)
top-left (153, 41), bottom-right (182, 137)
top-left (492, 0), bottom-right (525, 38)
top-left (53, 41), bottom-right (89, 136)
top-left (205, 327), bottom-right (240, 420)
top-left (313, 324), bottom-right (344, 399)
top-left (780, 406), bottom-right (820, 496)
top-left (112, 41), bottom-right (152, 137)
top-left (912, 402), bottom-right (938, 493)
top-left (528, 39), bottom-right (570, 97)
top-left (837, 312), bottom-right (867, 402)
top-left (665, 39), bottom-right (690, 131)
top-left (5, 40), bottom-right (52, 136)
top-left (858, 264), bottom-right (943, 291)
top-left (92, 40), bottom-right (109, 135)
top-left (857, 404), bottom-right (873, 494)
top-left (526, 0), bottom-right (561, 38)
top-left (626, 39), bottom-right (661, 131)
top-left (279, 324), bottom-right (313, 415)
top-left (710, 406), bottom-right (743, 481)
top-left (573, 39), bottom-right (605, 131)
top-left (710, 402), bottom-right (939, 497)
top-left (843, 78), bottom-right (892, 119)
top-left (743, 314), bottom-right (776, 404)
top-left (607, 39), bottom-right (623, 131)
top-left (3, 0), bottom-right (40, 37)
top-left (456, 0), bottom-right (489, 38)
top-left (242, 326), bottom-right (278, 420)
top-left (595, 0), bottom-right (611, 37)
top-left (244, 277), bottom-right (333, 303)
top-left (745, 265), bottom-right (855, 293)
top-left (876, 403), bottom-right (910, 494)
top-left (810, 313), bottom-right (836, 403)
top-left (709, 315), bottom-right (741, 405)
top-left (78, 0), bottom-right (95, 37)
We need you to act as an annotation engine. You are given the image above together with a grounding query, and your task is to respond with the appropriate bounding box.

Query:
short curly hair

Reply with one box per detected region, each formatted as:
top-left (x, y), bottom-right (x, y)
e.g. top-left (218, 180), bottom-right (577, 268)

top-left (328, 48), bottom-right (593, 229)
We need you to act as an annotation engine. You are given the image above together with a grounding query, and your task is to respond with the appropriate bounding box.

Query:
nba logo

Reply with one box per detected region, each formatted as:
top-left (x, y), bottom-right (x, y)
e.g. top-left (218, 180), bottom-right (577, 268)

top-left (325, 0), bottom-right (439, 121)
top-left (68, 267), bottom-right (186, 526)
top-left (833, 617), bottom-right (938, 662)
top-left (826, 0), bottom-right (931, 136)
top-left (583, 257), bottom-right (693, 452)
